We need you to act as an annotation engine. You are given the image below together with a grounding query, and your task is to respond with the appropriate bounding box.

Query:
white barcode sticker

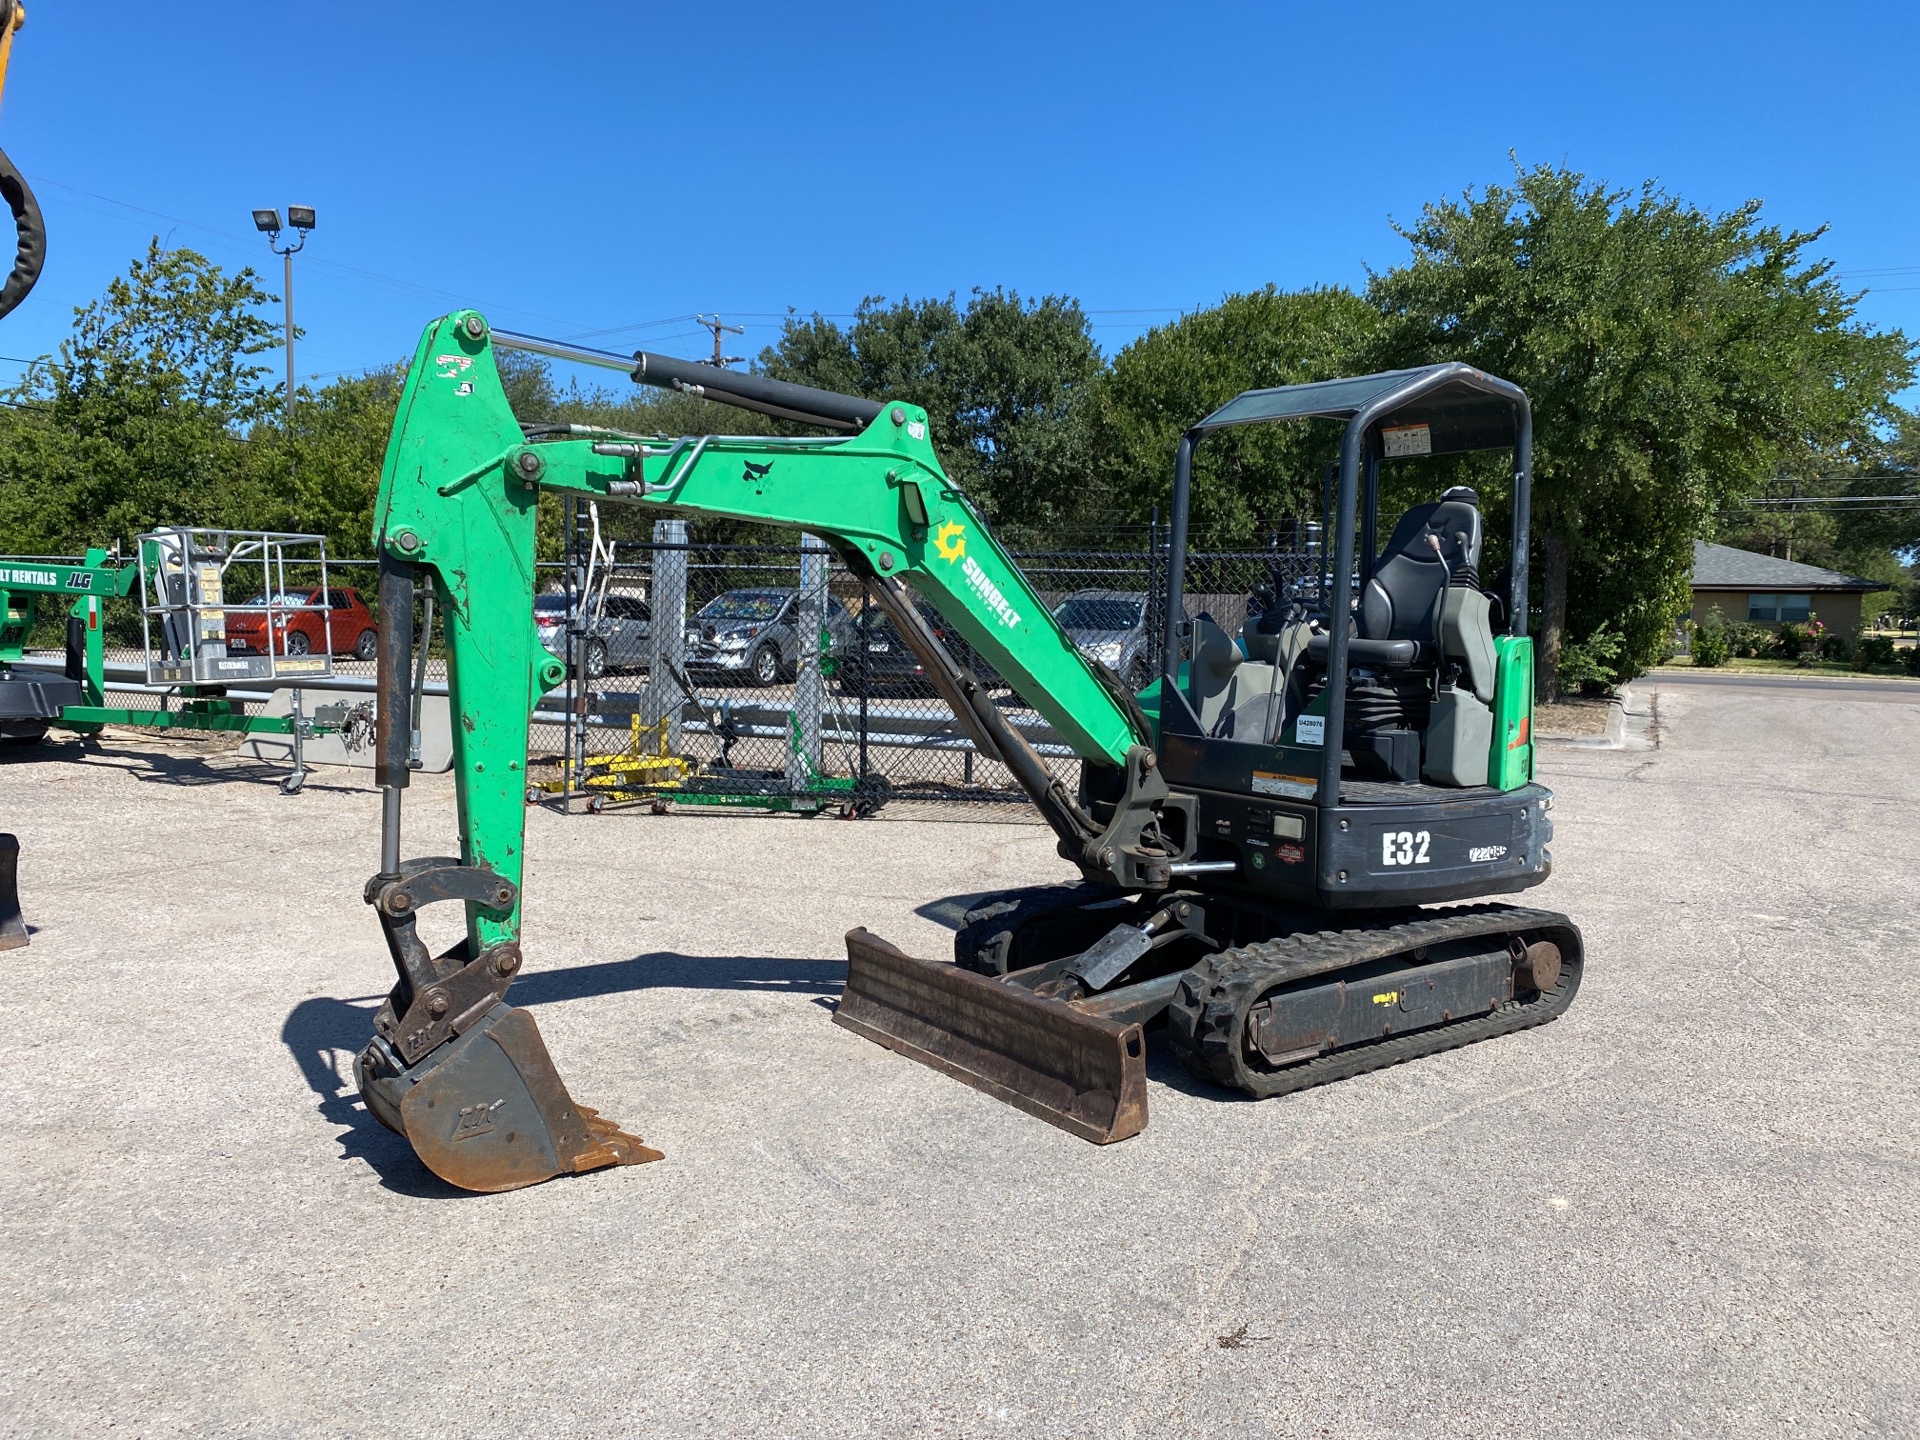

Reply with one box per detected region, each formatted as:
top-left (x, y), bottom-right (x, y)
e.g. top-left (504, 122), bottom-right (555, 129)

top-left (1295, 713), bottom-right (1325, 746)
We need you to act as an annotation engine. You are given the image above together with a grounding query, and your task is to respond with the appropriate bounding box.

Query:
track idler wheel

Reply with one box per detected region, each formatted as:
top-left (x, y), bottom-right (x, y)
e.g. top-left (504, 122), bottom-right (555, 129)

top-left (356, 1004), bottom-right (661, 1193)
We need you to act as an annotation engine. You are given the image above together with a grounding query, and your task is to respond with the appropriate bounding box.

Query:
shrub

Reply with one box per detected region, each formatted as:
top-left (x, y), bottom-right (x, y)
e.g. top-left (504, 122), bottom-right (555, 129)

top-left (1557, 624), bottom-right (1625, 694)
top-left (1691, 609), bottom-right (1730, 668)
top-left (1856, 634), bottom-right (1897, 670)
top-left (1774, 620), bottom-right (1812, 660)
top-left (1906, 643), bottom-right (1920, 678)
top-left (1725, 620), bottom-right (1773, 659)
top-left (1818, 632), bottom-right (1851, 663)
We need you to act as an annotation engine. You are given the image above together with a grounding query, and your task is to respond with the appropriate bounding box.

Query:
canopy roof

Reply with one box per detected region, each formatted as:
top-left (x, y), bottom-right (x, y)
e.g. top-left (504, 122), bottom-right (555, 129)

top-left (1194, 362), bottom-right (1526, 456)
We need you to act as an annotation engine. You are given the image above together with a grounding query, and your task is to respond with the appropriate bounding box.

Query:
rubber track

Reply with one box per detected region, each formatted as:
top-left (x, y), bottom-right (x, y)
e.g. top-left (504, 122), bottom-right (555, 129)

top-left (1166, 903), bottom-right (1584, 1098)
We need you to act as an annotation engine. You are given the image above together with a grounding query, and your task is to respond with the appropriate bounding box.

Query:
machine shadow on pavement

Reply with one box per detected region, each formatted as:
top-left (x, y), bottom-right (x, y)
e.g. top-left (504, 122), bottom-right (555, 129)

top-left (4, 736), bottom-right (365, 793)
top-left (282, 951), bottom-right (846, 1195)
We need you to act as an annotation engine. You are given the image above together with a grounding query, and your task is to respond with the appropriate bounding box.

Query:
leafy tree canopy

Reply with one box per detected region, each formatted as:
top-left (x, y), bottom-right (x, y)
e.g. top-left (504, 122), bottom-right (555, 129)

top-left (0, 241), bottom-right (284, 556)
top-left (759, 289), bottom-right (1104, 539)
top-left (1365, 161), bottom-right (1914, 691)
top-left (1092, 286), bottom-right (1378, 543)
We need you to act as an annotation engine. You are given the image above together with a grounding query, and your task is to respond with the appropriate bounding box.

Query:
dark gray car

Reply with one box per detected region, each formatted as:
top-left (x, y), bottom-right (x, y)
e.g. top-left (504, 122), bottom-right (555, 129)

top-left (686, 588), bottom-right (856, 687)
top-left (535, 590), bottom-right (651, 680)
top-left (1053, 589), bottom-right (1154, 692)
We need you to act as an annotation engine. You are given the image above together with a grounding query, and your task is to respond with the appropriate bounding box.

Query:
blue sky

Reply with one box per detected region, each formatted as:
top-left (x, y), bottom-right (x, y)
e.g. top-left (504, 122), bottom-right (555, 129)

top-left (5, 1), bottom-right (1916, 400)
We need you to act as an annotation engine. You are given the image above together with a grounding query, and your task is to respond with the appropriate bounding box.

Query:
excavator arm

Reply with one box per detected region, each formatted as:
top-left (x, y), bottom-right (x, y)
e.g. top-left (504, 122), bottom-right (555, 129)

top-left (356, 313), bottom-right (1186, 1190)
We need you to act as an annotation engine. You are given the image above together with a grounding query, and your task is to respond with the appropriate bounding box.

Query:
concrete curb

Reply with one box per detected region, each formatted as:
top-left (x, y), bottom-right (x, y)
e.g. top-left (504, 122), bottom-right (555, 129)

top-left (1649, 664), bottom-right (1920, 686)
top-left (1536, 687), bottom-right (1628, 756)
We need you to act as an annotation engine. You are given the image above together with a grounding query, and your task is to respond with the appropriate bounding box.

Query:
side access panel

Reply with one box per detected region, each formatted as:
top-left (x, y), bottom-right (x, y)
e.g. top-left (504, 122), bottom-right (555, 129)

top-left (1490, 635), bottom-right (1534, 790)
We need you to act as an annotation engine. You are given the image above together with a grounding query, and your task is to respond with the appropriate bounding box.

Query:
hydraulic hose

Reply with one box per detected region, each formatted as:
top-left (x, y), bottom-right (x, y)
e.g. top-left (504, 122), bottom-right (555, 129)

top-left (0, 146), bottom-right (43, 322)
top-left (374, 558), bottom-right (415, 877)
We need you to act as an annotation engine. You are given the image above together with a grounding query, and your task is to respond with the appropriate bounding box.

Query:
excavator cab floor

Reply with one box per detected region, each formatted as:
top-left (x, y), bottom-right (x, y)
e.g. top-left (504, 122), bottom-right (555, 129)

top-left (357, 1003), bottom-right (661, 1192)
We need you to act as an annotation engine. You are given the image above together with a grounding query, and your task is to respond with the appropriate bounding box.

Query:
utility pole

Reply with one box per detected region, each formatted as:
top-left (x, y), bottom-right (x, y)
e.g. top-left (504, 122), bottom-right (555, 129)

top-left (695, 313), bottom-right (745, 369)
top-left (251, 206), bottom-right (316, 427)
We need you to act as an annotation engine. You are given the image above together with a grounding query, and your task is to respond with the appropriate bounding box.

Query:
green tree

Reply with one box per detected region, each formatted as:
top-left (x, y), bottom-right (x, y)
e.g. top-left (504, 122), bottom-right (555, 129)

top-left (759, 289), bottom-right (1104, 539)
top-left (1092, 286), bottom-right (1378, 542)
top-left (1367, 162), bottom-right (1914, 694)
top-left (236, 366), bottom-right (407, 560)
top-left (0, 240), bottom-right (282, 555)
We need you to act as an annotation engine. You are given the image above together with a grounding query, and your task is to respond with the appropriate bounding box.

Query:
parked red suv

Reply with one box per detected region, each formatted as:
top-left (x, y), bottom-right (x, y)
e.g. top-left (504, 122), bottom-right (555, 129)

top-left (225, 586), bottom-right (379, 661)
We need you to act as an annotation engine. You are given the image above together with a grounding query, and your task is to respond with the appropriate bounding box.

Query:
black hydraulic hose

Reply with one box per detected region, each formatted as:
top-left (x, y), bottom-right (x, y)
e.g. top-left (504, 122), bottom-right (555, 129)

top-left (863, 570), bottom-right (1098, 853)
top-left (0, 146), bottom-right (43, 321)
top-left (628, 349), bottom-right (883, 432)
top-left (375, 558), bottom-right (415, 793)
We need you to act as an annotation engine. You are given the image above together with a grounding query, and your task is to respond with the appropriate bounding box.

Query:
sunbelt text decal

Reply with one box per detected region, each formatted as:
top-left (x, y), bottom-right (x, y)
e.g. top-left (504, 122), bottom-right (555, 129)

top-left (962, 555), bottom-right (1022, 630)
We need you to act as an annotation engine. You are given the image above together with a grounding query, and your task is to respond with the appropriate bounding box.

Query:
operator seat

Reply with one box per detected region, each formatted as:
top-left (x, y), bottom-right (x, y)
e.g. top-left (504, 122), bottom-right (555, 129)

top-left (1306, 486), bottom-right (1496, 696)
top-left (1297, 487), bottom-right (1504, 785)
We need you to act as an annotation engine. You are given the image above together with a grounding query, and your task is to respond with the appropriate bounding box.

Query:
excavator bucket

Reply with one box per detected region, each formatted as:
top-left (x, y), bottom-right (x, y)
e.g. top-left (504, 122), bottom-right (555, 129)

top-left (0, 833), bottom-right (26, 951)
top-left (836, 928), bottom-right (1148, 1144)
top-left (357, 1003), bottom-right (661, 1193)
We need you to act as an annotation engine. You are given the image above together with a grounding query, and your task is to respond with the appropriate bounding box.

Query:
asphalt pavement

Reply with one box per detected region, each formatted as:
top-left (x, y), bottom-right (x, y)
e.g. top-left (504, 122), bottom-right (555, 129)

top-left (0, 670), bottom-right (1914, 1438)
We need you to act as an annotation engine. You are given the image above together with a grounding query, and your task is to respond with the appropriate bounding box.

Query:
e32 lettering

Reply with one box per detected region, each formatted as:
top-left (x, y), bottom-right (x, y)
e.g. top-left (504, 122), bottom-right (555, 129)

top-left (1381, 830), bottom-right (1430, 867)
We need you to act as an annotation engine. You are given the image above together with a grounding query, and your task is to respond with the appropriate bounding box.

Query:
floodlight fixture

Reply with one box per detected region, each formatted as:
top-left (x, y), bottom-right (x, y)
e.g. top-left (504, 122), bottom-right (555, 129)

top-left (252, 208), bottom-right (283, 234)
top-left (287, 205), bottom-right (316, 231)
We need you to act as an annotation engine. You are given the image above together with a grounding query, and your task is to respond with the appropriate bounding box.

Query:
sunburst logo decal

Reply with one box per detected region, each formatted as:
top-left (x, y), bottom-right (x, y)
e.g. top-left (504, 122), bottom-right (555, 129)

top-left (934, 520), bottom-right (966, 563)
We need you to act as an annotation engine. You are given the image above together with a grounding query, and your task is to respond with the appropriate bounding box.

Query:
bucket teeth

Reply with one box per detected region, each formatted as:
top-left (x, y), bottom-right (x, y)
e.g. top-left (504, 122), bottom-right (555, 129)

top-left (360, 1003), bottom-right (662, 1192)
top-left (573, 1106), bottom-right (665, 1168)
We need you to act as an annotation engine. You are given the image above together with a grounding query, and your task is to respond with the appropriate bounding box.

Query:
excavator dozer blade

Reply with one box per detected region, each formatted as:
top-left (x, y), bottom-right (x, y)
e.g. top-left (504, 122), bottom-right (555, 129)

top-left (0, 833), bottom-right (27, 951)
top-left (836, 928), bottom-right (1147, 1144)
top-left (357, 1002), bottom-right (662, 1193)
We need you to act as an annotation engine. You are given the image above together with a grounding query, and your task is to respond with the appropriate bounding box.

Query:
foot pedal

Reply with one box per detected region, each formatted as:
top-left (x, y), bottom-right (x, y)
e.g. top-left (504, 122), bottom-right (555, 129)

top-left (836, 928), bottom-right (1147, 1143)
top-left (357, 1003), bottom-right (661, 1192)
top-left (0, 834), bottom-right (26, 951)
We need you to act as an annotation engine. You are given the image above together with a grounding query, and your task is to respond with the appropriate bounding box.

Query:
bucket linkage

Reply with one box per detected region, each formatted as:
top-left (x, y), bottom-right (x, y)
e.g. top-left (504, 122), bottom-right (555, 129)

top-left (355, 856), bottom-right (660, 1192)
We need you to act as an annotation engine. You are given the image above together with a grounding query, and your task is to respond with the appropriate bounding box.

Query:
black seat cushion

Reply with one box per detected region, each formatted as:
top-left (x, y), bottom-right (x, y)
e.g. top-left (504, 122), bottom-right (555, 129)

top-left (1306, 634), bottom-right (1425, 668)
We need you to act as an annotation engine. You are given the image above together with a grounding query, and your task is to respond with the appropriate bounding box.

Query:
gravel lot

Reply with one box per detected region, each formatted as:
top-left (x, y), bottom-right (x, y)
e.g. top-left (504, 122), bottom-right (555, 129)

top-left (1, 672), bottom-right (1914, 1438)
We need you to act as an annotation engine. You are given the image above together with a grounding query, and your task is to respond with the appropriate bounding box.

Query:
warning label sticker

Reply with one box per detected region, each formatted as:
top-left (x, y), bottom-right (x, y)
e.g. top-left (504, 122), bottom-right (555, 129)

top-left (1382, 423), bottom-right (1432, 458)
top-left (1252, 771), bottom-right (1318, 800)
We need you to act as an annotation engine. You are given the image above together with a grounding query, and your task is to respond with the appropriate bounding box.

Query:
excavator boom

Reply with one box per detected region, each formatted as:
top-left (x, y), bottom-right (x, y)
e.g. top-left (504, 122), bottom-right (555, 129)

top-left (357, 313), bottom-right (1185, 1190)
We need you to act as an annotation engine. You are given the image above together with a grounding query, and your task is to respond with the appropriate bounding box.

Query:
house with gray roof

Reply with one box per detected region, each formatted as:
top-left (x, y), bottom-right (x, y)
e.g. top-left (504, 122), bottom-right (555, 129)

top-left (1689, 541), bottom-right (1888, 639)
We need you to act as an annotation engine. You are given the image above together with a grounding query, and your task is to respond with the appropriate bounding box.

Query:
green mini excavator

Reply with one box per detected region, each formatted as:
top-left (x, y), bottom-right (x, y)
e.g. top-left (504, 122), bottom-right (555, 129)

top-left (355, 312), bottom-right (1582, 1192)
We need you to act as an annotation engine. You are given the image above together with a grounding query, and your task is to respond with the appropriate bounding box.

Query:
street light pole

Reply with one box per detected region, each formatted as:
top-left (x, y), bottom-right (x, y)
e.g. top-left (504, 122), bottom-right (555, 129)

top-left (282, 245), bottom-right (295, 424)
top-left (251, 206), bottom-right (315, 431)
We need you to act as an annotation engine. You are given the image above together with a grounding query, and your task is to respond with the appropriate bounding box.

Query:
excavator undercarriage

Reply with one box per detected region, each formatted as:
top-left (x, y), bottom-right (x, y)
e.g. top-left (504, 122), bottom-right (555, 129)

top-left (352, 313), bottom-right (1584, 1191)
top-left (840, 884), bottom-right (1581, 1142)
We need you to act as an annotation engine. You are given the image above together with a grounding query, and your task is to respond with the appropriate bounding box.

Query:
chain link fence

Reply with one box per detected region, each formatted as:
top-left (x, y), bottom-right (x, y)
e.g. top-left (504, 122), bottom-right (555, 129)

top-left (530, 500), bottom-right (1318, 816)
top-left (24, 516), bottom-right (1319, 820)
